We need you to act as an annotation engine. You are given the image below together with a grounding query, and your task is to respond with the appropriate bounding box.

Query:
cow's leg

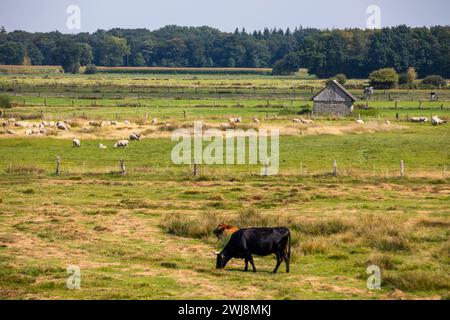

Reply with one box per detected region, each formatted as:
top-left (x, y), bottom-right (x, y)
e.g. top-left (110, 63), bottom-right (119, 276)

top-left (273, 253), bottom-right (283, 274)
top-left (244, 258), bottom-right (249, 272)
top-left (247, 255), bottom-right (256, 272)
top-left (283, 252), bottom-right (290, 273)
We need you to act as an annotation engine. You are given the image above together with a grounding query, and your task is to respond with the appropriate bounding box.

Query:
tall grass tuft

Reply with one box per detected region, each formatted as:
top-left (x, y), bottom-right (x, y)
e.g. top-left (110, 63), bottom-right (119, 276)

top-left (160, 211), bottom-right (223, 240)
top-left (383, 271), bottom-right (450, 291)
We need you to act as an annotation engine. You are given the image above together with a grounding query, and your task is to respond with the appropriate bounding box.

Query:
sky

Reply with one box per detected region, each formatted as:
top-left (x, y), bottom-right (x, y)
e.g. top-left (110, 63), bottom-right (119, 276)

top-left (0, 0), bottom-right (449, 34)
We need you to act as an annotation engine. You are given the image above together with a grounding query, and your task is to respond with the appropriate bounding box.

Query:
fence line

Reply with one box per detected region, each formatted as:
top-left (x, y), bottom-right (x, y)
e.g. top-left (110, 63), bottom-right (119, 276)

top-left (0, 157), bottom-right (448, 178)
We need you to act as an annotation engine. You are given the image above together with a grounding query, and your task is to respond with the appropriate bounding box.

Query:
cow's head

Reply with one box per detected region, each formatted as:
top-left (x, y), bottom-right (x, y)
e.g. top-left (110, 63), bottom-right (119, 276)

top-left (214, 252), bottom-right (225, 269)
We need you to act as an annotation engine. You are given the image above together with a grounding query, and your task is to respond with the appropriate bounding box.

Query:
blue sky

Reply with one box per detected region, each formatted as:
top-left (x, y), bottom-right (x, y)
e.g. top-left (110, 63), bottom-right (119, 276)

top-left (1, 0), bottom-right (449, 33)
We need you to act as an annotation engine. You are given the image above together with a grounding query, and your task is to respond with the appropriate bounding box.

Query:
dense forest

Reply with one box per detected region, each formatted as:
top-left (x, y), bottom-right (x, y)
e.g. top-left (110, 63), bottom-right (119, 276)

top-left (0, 25), bottom-right (449, 78)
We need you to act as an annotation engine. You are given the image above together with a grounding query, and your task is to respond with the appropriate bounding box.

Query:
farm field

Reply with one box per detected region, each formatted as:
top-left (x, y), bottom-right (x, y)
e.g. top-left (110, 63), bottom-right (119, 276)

top-left (0, 72), bottom-right (449, 300)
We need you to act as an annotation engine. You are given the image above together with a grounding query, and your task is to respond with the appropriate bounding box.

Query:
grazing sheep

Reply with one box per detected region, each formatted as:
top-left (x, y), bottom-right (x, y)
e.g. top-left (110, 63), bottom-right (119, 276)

top-left (220, 123), bottom-right (232, 130)
top-left (89, 121), bottom-right (102, 127)
top-left (411, 117), bottom-right (428, 123)
top-left (356, 119), bottom-right (365, 124)
top-left (152, 118), bottom-right (158, 125)
top-left (129, 133), bottom-right (141, 141)
top-left (229, 117), bottom-right (242, 124)
top-left (385, 120), bottom-right (391, 125)
top-left (432, 116), bottom-right (446, 126)
top-left (301, 119), bottom-right (314, 124)
top-left (72, 139), bottom-right (81, 148)
top-left (39, 128), bottom-right (47, 134)
top-left (110, 121), bottom-right (118, 126)
top-left (7, 118), bottom-right (16, 123)
top-left (15, 121), bottom-right (29, 128)
top-left (292, 118), bottom-right (302, 123)
top-left (41, 121), bottom-right (48, 126)
top-left (25, 129), bottom-right (33, 136)
top-left (48, 121), bottom-right (55, 127)
top-left (99, 143), bottom-right (107, 149)
top-left (124, 120), bottom-right (130, 125)
top-left (56, 122), bottom-right (68, 130)
top-left (253, 118), bottom-right (260, 123)
top-left (113, 140), bottom-right (129, 148)
top-left (6, 129), bottom-right (16, 135)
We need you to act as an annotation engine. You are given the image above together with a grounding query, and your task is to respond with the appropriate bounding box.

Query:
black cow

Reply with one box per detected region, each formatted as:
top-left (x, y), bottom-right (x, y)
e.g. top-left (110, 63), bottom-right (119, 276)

top-left (215, 227), bottom-right (291, 274)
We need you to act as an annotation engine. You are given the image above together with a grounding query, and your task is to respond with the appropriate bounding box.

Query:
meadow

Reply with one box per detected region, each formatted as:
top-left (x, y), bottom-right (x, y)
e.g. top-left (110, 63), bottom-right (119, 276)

top-left (0, 71), bottom-right (449, 300)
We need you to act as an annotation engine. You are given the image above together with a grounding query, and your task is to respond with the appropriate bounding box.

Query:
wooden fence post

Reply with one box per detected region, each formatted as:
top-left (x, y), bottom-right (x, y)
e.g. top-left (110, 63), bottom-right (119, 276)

top-left (193, 163), bottom-right (198, 177)
top-left (120, 160), bottom-right (126, 176)
top-left (56, 156), bottom-right (61, 175)
top-left (333, 160), bottom-right (337, 177)
top-left (400, 160), bottom-right (404, 178)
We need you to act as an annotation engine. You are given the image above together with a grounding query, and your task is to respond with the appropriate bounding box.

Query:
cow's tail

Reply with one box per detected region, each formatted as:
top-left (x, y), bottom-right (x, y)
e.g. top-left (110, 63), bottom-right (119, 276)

top-left (287, 230), bottom-right (291, 259)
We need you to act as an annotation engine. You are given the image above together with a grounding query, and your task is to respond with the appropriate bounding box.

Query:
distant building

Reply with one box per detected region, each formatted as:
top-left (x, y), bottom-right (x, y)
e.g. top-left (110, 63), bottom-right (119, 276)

top-left (312, 80), bottom-right (357, 116)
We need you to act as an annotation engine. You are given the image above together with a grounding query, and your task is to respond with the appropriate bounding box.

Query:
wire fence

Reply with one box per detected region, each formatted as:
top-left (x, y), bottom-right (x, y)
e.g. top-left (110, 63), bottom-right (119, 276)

top-left (0, 156), bottom-right (448, 179)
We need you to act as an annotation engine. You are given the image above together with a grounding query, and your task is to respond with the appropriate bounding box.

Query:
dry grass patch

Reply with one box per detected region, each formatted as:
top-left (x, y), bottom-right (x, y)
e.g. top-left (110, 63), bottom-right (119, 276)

top-left (383, 271), bottom-right (450, 291)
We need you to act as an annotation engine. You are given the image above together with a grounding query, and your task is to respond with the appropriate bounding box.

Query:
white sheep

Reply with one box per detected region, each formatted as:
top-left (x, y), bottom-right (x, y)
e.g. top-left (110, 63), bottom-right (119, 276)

top-left (113, 140), bottom-right (129, 148)
top-left (432, 116), bottom-right (446, 126)
top-left (72, 139), bottom-right (81, 148)
top-left (99, 143), bottom-right (107, 149)
top-left (129, 133), bottom-right (141, 141)
top-left (229, 117), bottom-right (242, 124)
top-left (292, 118), bottom-right (302, 123)
top-left (356, 119), bottom-right (365, 124)
top-left (253, 118), bottom-right (260, 123)
top-left (56, 122), bottom-right (68, 130)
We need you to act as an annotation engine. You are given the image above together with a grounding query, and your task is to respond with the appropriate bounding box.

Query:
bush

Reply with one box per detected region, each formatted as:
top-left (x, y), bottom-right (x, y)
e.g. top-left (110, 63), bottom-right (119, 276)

top-left (84, 64), bottom-right (98, 75)
top-left (399, 67), bottom-right (417, 85)
top-left (369, 68), bottom-right (399, 89)
top-left (421, 75), bottom-right (447, 88)
top-left (0, 95), bottom-right (12, 109)
top-left (327, 74), bottom-right (347, 85)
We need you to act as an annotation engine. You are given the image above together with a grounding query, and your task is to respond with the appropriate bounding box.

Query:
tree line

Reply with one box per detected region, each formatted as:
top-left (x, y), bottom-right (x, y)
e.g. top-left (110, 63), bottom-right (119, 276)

top-left (0, 25), bottom-right (449, 78)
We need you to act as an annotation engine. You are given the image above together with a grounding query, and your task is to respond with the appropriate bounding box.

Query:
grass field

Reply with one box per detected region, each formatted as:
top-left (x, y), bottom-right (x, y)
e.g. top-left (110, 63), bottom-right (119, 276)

top-left (0, 71), bottom-right (449, 300)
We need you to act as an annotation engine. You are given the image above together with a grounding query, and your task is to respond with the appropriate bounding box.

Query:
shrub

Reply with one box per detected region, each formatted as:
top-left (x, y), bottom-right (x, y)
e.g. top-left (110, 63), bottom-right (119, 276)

top-left (84, 64), bottom-right (98, 75)
top-left (327, 73), bottom-right (347, 85)
top-left (369, 68), bottom-right (399, 89)
top-left (399, 67), bottom-right (417, 85)
top-left (0, 95), bottom-right (12, 109)
top-left (421, 75), bottom-right (447, 88)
